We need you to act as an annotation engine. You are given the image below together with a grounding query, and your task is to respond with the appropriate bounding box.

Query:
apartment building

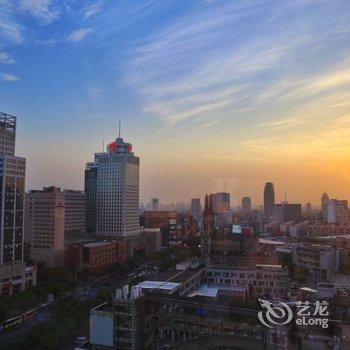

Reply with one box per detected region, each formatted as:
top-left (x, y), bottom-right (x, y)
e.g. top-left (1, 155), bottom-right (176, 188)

top-left (25, 186), bottom-right (85, 267)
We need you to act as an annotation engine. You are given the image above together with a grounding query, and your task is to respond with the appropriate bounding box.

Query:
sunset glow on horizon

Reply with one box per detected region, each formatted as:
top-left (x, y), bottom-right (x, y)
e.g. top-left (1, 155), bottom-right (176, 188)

top-left (1, 0), bottom-right (350, 205)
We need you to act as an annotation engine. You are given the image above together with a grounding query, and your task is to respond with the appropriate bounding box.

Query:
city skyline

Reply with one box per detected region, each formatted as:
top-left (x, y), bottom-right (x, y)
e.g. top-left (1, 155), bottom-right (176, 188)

top-left (1, 1), bottom-right (350, 203)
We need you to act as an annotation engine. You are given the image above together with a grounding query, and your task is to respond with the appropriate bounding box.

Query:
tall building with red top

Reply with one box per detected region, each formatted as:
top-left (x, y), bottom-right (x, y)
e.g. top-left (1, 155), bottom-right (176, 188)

top-left (85, 135), bottom-right (140, 238)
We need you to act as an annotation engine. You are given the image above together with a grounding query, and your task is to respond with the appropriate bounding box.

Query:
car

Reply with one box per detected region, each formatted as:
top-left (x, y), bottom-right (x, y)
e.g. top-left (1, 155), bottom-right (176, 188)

top-left (75, 336), bottom-right (87, 344)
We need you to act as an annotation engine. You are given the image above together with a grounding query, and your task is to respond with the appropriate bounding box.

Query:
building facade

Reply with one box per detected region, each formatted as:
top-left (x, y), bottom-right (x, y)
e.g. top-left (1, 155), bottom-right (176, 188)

top-left (205, 264), bottom-right (289, 298)
top-left (321, 192), bottom-right (329, 221)
top-left (327, 199), bottom-right (349, 224)
top-left (273, 203), bottom-right (302, 223)
top-left (210, 192), bottom-right (230, 214)
top-left (264, 182), bottom-right (275, 218)
top-left (143, 211), bottom-right (178, 246)
top-left (83, 241), bottom-right (118, 271)
top-left (85, 163), bottom-right (98, 234)
top-left (150, 198), bottom-right (159, 211)
top-left (190, 198), bottom-right (201, 221)
top-left (85, 136), bottom-right (140, 238)
top-left (0, 112), bottom-right (16, 156)
top-left (242, 197), bottom-right (252, 213)
top-left (25, 186), bottom-right (85, 267)
top-left (0, 112), bottom-right (36, 295)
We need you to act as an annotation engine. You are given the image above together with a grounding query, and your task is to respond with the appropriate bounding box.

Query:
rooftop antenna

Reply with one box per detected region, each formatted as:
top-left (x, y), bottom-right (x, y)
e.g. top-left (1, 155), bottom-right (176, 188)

top-left (102, 138), bottom-right (104, 152)
top-left (118, 120), bottom-right (121, 138)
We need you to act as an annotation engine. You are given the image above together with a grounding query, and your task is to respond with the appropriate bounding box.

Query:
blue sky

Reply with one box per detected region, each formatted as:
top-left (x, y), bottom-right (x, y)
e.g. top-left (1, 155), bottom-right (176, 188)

top-left (1, 0), bottom-right (350, 205)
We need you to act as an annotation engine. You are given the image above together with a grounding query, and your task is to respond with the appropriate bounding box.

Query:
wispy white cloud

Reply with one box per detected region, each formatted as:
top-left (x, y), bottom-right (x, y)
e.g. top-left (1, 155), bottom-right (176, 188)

top-left (1, 72), bottom-right (20, 81)
top-left (0, 52), bottom-right (16, 64)
top-left (67, 28), bottom-right (92, 42)
top-left (19, 0), bottom-right (59, 24)
top-left (0, 22), bottom-right (24, 44)
top-left (125, 0), bottom-right (350, 130)
top-left (79, 113), bottom-right (101, 121)
top-left (81, 1), bottom-right (103, 20)
top-left (0, 0), bottom-right (25, 44)
top-left (204, 120), bottom-right (219, 128)
top-left (87, 86), bottom-right (103, 99)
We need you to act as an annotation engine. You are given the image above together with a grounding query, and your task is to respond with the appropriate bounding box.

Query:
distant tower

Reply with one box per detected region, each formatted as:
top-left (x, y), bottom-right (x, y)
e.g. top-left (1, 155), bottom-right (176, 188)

top-left (191, 198), bottom-right (201, 221)
top-left (202, 194), bottom-right (214, 264)
top-left (305, 202), bottom-right (312, 220)
top-left (151, 198), bottom-right (159, 211)
top-left (242, 197), bottom-right (252, 213)
top-left (321, 193), bottom-right (329, 222)
top-left (264, 182), bottom-right (275, 218)
top-left (210, 192), bottom-right (230, 214)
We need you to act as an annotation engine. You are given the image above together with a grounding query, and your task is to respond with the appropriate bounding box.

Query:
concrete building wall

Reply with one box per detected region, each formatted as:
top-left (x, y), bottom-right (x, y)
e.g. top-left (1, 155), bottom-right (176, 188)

top-left (205, 265), bottom-right (289, 298)
top-left (90, 303), bottom-right (113, 348)
top-left (25, 187), bottom-right (85, 268)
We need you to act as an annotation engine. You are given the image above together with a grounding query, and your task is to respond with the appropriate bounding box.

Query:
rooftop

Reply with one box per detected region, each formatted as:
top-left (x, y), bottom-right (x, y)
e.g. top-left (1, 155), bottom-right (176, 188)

top-left (91, 301), bottom-right (112, 313)
top-left (151, 267), bottom-right (203, 284)
top-left (259, 238), bottom-right (285, 245)
top-left (188, 283), bottom-right (247, 298)
top-left (84, 241), bottom-right (115, 248)
top-left (136, 281), bottom-right (180, 291)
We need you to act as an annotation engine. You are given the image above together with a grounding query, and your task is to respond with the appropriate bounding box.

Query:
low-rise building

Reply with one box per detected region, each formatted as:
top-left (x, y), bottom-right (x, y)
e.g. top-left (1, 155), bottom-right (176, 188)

top-left (0, 261), bottom-right (36, 295)
top-left (205, 264), bottom-right (289, 298)
top-left (83, 241), bottom-right (118, 271)
top-left (136, 267), bottom-right (204, 296)
top-left (303, 224), bottom-right (350, 236)
top-left (295, 243), bottom-right (337, 280)
top-left (143, 210), bottom-right (178, 246)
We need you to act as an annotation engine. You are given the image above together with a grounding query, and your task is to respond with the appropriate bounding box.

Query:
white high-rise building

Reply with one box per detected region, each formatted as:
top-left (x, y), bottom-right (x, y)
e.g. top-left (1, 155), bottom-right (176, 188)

top-left (86, 136), bottom-right (140, 237)
top-left (327, 199), bottom-right (348, 224)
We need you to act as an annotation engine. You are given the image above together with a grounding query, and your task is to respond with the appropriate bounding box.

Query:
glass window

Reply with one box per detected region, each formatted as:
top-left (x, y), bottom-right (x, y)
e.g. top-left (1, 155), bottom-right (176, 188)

top-left (5, 176), bottom-right (15, 193)
top-left (4, 211), bottom-right (14, 227)
top-left (3, 228), bottom-right (13, 245)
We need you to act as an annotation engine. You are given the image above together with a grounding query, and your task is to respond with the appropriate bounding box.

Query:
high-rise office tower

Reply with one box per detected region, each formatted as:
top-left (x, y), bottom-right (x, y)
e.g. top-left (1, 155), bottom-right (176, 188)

top-left (0, 112), bottom-right (36, 295)
top-left (191, 198), bottom-right (201, 221)
top-left (283, 203), bottom-right (302, 223)
top-left (321, 192), bottom-right (329, 221)
top-left (210, 192), bottom-right (230, 214)
top-left (242, 197), bottom-right (252, 213)
top-left (264, 182), bottom-right (275, 218)
top-left (0, 112), bottom-right (16, 156)
top-left (272, 203), bottom-right (302, 223)
top-left (305, 202), bottom-right (312, 219)
top-left (85, 135), bottom-right (140, 237)
top-left (151, 198), bottom-right (159, 211)
top-left (327, 199), bottom-right (348, 224)
top-left (85, 163), bottom-right (98, 233)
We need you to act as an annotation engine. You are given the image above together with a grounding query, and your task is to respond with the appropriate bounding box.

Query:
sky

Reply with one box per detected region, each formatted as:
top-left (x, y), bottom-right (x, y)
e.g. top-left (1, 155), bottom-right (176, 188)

top-left (1, 0), bottom-right (350, 206)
